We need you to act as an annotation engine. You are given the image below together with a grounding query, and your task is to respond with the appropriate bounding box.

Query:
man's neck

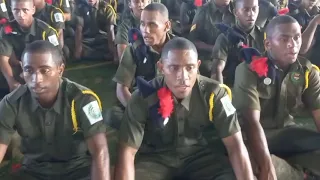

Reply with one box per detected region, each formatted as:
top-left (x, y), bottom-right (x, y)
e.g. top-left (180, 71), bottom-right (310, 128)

top-left (213, 0), bottom-right (229, 9)
top-left (37, 84), bottom-right (60, 109)
top-left (236, 21), bottom-right (254, 33)
top-left (151, 34), bottom-right (167, 53)
top-left (20, 19), bottom-right (34, 31)
top-left (268, 53), bottom-right (292, 71)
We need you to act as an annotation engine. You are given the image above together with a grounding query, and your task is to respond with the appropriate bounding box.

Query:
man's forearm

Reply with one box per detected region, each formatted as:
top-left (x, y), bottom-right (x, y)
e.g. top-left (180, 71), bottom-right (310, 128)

top-left (300, 20), bottom-right (318, 54)
top-left (245, 122), bottom-right (273, 171)
top-left (0, 57), bottom-right (18, 87)
top-left (114, 153), bottom-right (135, 180)
top-left (229, 146), bottom-right (254, 180)
top-left (58, 29), bottom-right (64, 48)
top-left (116, 85), bottom-right (132, 107)
top-left (91, 147), bottom-right (110, 180)
top-left (194, 41), bottom-right (214, 52)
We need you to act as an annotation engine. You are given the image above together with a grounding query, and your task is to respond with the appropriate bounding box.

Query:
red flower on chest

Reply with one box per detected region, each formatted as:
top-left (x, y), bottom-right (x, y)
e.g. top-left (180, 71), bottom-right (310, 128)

top-left (250, 56), bottom-right (269, 77)
top-left (4, 25), bottom-right (13, 34)
top-left (157, 87), bottom-right (174, 119)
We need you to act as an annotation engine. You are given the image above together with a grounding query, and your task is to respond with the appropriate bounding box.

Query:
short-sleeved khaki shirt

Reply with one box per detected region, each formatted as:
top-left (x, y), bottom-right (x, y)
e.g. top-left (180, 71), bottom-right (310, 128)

top-left (119, 75), bottom-right (240, 154)
top-left (0, 18), bottom-right (60, 59)
top-left (0, 77), bottom-right (106, 174)
top-left (115, 10), bottom-right (140, 45)
top-left (233, 57), bottom-right (320, 129)
top-left (113, 33), bottom-right (174, 88)
top-left (34, 3), bottom-right (65, 30)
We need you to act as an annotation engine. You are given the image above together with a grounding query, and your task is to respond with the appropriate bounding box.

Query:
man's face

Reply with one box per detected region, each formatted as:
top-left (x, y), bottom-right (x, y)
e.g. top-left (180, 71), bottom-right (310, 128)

top-left (235, 0), bottom-right (259, 29)
top-left (129, 0), bottom-right (151, 18)
top-left (140, 10), bottom-right (170, 46)
top-left (302, 0), bottom-right (318, 10)
top-left (11, 1), bottom-right (35, 28)
top-left (22, 52), bottom-right (64, 100)
top-left (265, 23), bottom-right (302, 65)
top-left (87, 0), bottom-right (97, 6)
top-left (157, 49), bottom-right (200, 99)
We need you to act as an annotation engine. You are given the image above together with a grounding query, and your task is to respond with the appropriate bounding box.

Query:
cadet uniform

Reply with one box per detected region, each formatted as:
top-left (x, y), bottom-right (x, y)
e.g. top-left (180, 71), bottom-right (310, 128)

top-left (52, 0), bottom-right (72, 15)
top-left (188, 0), bottom-right (235, 76)
top-left (212, 25), bottom-right (265, 85)
top-left (256, 0), bottom-right (278, 29)
top-left (115, 10), bottom-right (140, 46)
top-left (0, 0), bottom-right (9, 26)
top-left (0, 78), bottom-right (106, 180)
top-left (105, 32), bottom-right (174, 129)
top-left (34, 3), bottom-right (65, 32)
top-left (70, 0), bottom-right (117, 60)
top-left (0, 18), bottom-right (59, 92)
top-left (233, 52), bottom-right (320, 178)
top-left (119, 75), bottom-right (239, 179)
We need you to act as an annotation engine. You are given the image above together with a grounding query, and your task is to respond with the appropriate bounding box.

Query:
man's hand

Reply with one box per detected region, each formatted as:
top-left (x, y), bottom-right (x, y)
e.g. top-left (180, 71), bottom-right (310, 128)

top-left (259, 167), bottom-right (277, 180)
top-left (311, 14), bottom-right (320, 25)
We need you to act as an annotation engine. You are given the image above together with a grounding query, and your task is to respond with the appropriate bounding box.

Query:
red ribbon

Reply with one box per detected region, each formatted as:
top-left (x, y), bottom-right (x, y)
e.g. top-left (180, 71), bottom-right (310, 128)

top-left (157, 87), bottom-right (174, 119)
top-left (250, 56), bottom-right (268, 77)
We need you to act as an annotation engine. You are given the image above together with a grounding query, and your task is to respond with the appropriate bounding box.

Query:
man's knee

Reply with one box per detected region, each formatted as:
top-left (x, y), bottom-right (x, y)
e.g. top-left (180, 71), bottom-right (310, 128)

top-left (135, 161), bottom-right (174, 180)
top-left (271, 155), bottom-right (304, 180)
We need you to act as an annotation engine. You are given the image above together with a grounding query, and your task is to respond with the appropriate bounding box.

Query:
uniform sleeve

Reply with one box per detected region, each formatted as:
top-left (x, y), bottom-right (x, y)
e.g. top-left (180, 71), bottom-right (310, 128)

top-left (0, 0), bottom-right (9, 19)
top-left (302, 68), bottom-right (320, 110)
top-left (51, 8), bottom-right (65, 30)
top-left (0, 29), bottom-right (13, 57)
top-left (104, 4), bottom-right (117, 26)
top-left (112, 46), bottom-right (136, 87)
top-left (0, 97), bottom-right (16, 145)
top-left (213, 86), bottom-right (241, 138)
top-left (45, 28), bottom-right (60, 47)
top-left (233, 62), bottom-right (261, 111)
top-left (188, 8), bottom-right (205, 42)
top-left (77, 94), bottom-right (106, 138)
top-left (180, 3), bottom-right (191, 26)
top-left (211, 34), bottom-right (229, 62)
top-left (57, 0), bottom-right (71, 13)
top-left (115, 21), bottom-right (130, 45)
top-left (119, 90), bottom-right (147, 149)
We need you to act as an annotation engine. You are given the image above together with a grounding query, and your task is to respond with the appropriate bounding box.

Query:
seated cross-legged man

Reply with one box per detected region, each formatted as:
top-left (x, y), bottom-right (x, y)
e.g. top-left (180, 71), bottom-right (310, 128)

top-left (105, 3), bottom-right (174, 130)
top-left (0, 40), bottom-right (110, 180)
top-left (234, 15), bottom-right (320, 180)
top-left (114, 37), bottom-right (254, 180)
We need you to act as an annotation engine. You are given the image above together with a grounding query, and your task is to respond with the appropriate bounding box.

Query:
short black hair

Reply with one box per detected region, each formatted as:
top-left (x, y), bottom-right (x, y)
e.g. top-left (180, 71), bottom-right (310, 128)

top-left (234, 0), bottom-right (258, 8)
top-left (266, 15), bottom-right (299, 38)
top-left (143, 3), bottom-right (169, 19)
top-left (161, 37), bottom-right (198, 60)
top-left (21, 40), bottom-right (64, 66)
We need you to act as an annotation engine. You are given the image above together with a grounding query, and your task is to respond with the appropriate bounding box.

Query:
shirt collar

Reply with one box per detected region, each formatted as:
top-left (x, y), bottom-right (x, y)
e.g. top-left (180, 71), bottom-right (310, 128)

top-left (149, 33), bottom-right (173, 54)
top-left (30, 80), bottom-right (64, 114)
top-left (210, 0), bottom-right (233, 14)
top-left (29, 19), bottom-right (37, 36)
top-left (234, 24), bottom-right (258, 40)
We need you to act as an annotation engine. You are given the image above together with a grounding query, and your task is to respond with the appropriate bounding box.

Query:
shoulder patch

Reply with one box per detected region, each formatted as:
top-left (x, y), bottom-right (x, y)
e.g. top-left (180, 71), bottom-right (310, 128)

top-left (54, 12), bottom-right (64, 22)
top-left (82, 100), bottom-right (103, 125)
top-left (0, 3), bottom-right (7, 12)
top-left (220, 95), bottom-right (236, 117)
top-left (65, 0), bottom-right (70, 7)
top-left (190, 24), bottom-right (196, 32)
top-left (48, 34), bottom-right (59, 46)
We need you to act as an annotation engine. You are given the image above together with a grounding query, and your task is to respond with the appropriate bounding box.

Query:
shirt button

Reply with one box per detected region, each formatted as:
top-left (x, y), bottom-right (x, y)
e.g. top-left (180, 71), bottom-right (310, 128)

top-left (45, 120), bottom-right (51, 126)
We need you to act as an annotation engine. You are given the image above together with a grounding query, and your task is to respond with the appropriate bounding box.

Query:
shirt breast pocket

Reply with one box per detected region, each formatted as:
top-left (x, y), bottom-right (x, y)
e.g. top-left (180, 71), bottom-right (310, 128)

top-left (257, 82), bottom-right (276, 107)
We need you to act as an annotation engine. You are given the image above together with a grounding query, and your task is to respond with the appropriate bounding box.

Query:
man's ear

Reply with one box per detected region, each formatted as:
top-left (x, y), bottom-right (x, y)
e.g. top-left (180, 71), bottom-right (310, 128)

top-left (264, 38), bottom-right (271, 51)
top-left (58, 63), bottom-right (65, 77)
top-left (165, 20), bottom-right (171, 33)
top-left (157, 59), bottom-right (164, 74)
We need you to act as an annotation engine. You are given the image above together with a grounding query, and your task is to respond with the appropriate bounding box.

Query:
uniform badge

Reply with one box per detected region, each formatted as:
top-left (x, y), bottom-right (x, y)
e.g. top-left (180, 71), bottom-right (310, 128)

top-left (0, 3), bottom-right (7, 12)
top-left (290, 72), bottom-right (302, 84)
top-left (48, 35), bottom-right (59, 46)
top-left (220, 95), bottom-right (236, 117)
top-left (263, 77), bottom-right (272, 85)
top-left (163, 117), bottom-right (169, 126)
top-left (190, 24), bottom-right (197, 32)
top-left (87, 11), bottom-right (90, 15)
top-left (82, 100), bottom-right (103, 125)
top-left (66, 0), bottom-right (70, 7)
top-left (54, 13), bottom-right (64, 22)
top-left (143, 57), bottom-right (147, 64)
top-left (237, 41), bottom-right (244, 48)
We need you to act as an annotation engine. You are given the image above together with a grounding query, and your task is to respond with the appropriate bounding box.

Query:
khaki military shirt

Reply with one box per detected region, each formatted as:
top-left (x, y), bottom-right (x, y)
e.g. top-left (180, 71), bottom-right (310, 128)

top-left (34, 3), bottom-right (65, 30)
top-left (52, 0), bottom-right (72, 14)
top-left (119, 75), bottom-right (240, 154)
top-left (113, 33), bottom-right (174, 88)
top-left (115, 10), bottom-right (140, 45)
top-left (75, 1), bottom-right (117, 38)
top-left (0, 78), bottom-right (106, 174)
top-left (0, 0), bottom-right (9, 22)
top-left (233, 57), bottom-right (320, 129)
top-left (0, 18), bottom-right (59, 59)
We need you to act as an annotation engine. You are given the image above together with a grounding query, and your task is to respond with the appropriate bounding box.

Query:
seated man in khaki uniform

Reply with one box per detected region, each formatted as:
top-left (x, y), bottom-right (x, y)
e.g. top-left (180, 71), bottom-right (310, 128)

top-left (114, 37), bottom-right (254, 180)
top-left (211, 0), bottom-right (265, 86)
top-left (105, 3), bottom-right (173, 129)
top-left (0, 0), bottom-right (59, 93)
top-left (0, 40), bottom-right (110, 180)
top-left (234, 15), bottom-right (320, 179)
top-left (115, 0), bottom-right (151, 61)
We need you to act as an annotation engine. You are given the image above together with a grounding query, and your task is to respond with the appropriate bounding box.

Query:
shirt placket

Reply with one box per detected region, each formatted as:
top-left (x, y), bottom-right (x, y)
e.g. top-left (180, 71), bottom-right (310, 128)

top-left (276, 71), bottom-right (289, 128)
top-left (43, 110), bottom-right (56, 146)
top-left (175, 104), bottom-right (187, 147)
